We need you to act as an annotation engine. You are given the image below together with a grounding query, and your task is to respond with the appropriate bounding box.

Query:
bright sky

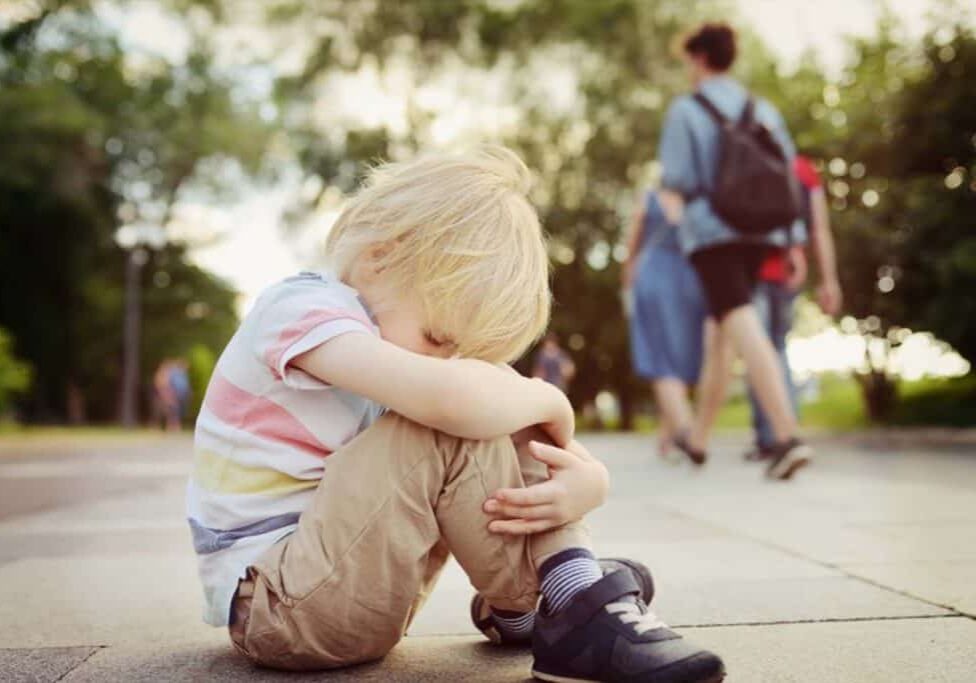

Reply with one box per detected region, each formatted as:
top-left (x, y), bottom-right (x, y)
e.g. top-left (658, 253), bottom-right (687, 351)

top-left (98, 0), bottom-right (971, 378)
top-left (739, 0), bottom-right (935, 75)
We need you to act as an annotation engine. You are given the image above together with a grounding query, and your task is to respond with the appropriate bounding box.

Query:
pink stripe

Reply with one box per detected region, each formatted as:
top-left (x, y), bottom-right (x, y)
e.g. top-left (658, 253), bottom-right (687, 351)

top-left (204, 373), bottom-right (331, 458)
top-left (264, 308), bottom-right (374, 377)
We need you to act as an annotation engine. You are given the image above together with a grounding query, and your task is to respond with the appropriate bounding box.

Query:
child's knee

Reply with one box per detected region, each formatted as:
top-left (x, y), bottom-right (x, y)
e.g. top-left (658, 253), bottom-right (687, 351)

top-left (443, 430), bottom-right (521, 477)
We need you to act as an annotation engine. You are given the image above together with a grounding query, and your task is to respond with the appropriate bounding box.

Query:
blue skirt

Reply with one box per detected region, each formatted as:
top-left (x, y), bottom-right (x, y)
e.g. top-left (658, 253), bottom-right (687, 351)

top-left (628, 245), bottom-right (707, 383)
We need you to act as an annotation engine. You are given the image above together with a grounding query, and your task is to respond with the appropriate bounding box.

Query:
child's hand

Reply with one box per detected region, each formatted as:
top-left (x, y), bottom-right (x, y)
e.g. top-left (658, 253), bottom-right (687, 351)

top-left (483, 440), bottom-right (609, 535)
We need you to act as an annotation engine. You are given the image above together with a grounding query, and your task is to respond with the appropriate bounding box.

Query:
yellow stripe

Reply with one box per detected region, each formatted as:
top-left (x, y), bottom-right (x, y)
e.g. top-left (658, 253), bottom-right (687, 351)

top-left (193, 449), bottom-right (318, 496)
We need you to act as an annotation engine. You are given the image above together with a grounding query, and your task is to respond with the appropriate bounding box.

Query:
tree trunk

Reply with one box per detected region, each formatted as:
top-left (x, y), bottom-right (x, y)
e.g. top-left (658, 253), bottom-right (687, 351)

top-left (119, 248), bottom-right (147, 427)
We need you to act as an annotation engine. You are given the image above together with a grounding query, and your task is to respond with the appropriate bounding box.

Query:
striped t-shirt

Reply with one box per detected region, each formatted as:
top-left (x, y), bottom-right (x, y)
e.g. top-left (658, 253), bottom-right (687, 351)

top-left (186, 272), bottom-right (384, 626)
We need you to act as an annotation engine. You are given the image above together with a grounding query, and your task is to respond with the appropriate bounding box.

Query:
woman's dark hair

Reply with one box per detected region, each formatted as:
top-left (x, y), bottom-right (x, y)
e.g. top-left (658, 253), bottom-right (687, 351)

top-left (683, 23), bottom-right (737, 71)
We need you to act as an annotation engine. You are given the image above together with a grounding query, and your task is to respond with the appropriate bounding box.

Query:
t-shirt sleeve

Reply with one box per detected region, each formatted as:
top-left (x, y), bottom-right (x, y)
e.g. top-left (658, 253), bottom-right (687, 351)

top-left (659, 99), bottom-right (700, 197)
top-left (253, 277), bottom-right (377, 390)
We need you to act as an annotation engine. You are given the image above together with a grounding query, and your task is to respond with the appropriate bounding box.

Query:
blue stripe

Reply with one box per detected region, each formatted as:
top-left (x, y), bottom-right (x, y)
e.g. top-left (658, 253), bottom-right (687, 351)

top-left (540, 556), bottom-right (602, 613)
top-left (188, 513), bottom-right (301, 554)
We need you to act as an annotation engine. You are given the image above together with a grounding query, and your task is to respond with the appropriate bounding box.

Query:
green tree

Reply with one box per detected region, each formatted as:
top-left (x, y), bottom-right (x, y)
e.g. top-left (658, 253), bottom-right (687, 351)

top-left (0, 327), bottom-right (32, 419)
top-left (186, 342), bottom-right (216, 422)
top-left (0, 3), bottom-right (263, 422)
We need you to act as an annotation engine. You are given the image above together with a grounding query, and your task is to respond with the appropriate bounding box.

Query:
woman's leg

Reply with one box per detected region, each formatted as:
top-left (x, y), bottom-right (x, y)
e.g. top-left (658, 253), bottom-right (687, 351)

top-left (652, 378), bottom-right (694, 454)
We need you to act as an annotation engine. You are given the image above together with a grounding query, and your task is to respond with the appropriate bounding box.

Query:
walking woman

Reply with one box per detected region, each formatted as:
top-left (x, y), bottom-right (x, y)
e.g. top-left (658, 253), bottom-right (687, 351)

top-left (659, 22), bottom-right (811, 479)
top-left (622, 188), bottom-right (707, 457)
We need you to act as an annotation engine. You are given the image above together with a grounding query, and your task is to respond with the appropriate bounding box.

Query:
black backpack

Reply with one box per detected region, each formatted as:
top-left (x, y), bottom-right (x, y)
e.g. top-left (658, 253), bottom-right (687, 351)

top-left (693, 93), bottom-right (803, 235)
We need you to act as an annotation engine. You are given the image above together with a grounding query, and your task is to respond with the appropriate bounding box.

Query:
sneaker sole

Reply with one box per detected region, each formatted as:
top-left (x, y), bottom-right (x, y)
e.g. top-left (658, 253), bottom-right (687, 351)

top-left (532, 670), bottom-right (726, 683)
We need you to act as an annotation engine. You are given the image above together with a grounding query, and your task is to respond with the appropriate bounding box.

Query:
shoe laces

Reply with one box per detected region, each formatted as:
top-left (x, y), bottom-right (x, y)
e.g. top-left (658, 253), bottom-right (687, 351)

top-left (605, 602), bottom-right (668, 635)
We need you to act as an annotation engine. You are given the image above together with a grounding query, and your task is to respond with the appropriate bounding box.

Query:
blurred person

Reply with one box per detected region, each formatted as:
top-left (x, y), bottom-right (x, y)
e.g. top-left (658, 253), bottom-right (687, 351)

top-left (622, 188), bottom-right (707, 457)
top-left (532, 332), bottom-right (576, 393)
top-left (153, 359), bottom-right (180, 432)
top-left (189, 147), bottom-right (724, 682)
top-left (659, 22), bottom-right (811, 479)
top-left (169, 358), bottom-right (192, 428)
top-left (745, 154), bottom-right (843, 460)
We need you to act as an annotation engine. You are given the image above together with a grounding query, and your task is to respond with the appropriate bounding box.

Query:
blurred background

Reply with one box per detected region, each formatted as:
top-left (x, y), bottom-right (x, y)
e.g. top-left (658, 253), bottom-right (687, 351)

top-left (1, 0), bottom-right (975, 436)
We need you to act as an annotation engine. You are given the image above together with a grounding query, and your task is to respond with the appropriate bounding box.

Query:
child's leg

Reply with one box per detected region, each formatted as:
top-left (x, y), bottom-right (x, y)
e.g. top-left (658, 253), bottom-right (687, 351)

top-left (229, 412), bottom-right (588, 671)
top-left (469, 425), bottom-right (599, 641)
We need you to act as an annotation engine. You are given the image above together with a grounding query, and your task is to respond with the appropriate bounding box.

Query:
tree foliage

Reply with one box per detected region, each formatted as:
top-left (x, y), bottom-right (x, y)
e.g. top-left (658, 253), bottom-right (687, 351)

top-left (0, 327), bottom-right (32, 417)
top-left (0, 2), bottom-right (264, 421)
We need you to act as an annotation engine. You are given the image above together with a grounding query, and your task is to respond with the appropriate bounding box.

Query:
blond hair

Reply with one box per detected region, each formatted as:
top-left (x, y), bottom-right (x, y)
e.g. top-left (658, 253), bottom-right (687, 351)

top-left (325, 146), bottom-right (550, 363)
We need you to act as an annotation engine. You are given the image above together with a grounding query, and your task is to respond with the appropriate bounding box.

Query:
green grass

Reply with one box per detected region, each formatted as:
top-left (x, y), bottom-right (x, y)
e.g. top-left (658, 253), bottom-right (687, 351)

top-left (709, 372), bottom-right (867, 432)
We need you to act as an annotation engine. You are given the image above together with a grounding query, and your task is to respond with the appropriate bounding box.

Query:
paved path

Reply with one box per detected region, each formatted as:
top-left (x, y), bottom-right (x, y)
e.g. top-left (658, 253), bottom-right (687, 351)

top-left (1, 431), bottom-right (974, 681)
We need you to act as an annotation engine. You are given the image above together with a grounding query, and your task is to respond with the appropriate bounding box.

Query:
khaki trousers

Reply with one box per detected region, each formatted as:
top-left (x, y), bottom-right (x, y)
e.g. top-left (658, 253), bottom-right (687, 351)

top-left (229, 413), bottom-right (590, 670)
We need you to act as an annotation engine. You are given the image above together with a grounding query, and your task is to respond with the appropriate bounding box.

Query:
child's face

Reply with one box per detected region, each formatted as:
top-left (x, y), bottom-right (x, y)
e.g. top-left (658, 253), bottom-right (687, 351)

top-left (350, 250), bottom-right (457, 358)
top-left (370, 290), bottom-right (457, 359)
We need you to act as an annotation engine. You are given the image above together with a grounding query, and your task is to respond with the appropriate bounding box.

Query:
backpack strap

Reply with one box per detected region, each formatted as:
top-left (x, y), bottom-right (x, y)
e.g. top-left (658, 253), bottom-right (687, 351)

top-left (739, 97), bottom-right (756, 125)
top-left (692, 92), bottom-right (726, 125)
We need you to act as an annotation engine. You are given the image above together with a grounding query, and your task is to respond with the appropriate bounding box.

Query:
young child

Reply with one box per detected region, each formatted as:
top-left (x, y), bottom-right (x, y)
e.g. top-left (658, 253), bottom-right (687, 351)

top-left (532, 332), bottom-right (576, 393)
top-left (187, 147), bottom-right (725, 682)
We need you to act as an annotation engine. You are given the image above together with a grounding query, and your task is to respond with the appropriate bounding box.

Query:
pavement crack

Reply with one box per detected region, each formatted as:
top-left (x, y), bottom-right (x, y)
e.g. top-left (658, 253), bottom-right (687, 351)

top-left (679, 614), bottom-right (967, 629)
top-left (55, 645), bottom-right (104, 682)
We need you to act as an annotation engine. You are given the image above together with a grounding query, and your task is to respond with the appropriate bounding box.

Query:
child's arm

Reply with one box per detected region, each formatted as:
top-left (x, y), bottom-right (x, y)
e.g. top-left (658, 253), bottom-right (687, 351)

top-left (293, 332), bottom-right (575, 445)
top-left (483, 437), bottom-right (609, 535)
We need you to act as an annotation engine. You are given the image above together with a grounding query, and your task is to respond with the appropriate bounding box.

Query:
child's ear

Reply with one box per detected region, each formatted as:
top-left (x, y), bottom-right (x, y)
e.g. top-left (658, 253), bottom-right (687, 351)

top-left (367, 242), bottom-right (394, 274)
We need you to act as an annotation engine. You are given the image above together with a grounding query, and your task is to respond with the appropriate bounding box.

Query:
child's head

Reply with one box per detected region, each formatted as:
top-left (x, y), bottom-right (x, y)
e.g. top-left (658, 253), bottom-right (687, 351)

top-left (326, 146), bottom-right (550, 363)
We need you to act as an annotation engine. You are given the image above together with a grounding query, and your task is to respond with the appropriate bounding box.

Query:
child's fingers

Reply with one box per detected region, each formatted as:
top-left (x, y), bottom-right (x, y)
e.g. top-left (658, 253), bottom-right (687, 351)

top-left (488, 517), bottom-right (558, 535)
top-left (484, 500), bottom-right (555, 520)
top-left (528, 441), bottom-right (576, 469)
top-left (490, 483), bottom-right (557, 506)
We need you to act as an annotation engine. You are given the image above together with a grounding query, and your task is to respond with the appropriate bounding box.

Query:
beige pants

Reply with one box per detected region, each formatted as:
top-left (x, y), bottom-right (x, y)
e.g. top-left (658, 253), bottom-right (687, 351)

top-left (229, 413), bottom-right (590, 670)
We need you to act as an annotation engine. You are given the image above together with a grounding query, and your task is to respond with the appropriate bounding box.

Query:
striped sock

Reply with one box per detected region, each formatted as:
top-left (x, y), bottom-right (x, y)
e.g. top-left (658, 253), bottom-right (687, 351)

top-left (489, 608), bottom-right (536, 639)
top-left (538, 548), bottom-right (602, 614)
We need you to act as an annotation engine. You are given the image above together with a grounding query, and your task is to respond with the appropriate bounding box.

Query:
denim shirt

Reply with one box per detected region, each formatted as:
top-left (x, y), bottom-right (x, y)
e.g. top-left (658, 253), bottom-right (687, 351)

top-left (659, 76), bottom-right (804, 254)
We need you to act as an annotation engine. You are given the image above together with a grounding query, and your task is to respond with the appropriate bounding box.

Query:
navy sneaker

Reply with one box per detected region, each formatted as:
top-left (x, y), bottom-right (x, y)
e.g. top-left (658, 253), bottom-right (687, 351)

top-left (471, 557), bottom-right (655, 646)
top-left (532, 570), bottom-right (725, 682)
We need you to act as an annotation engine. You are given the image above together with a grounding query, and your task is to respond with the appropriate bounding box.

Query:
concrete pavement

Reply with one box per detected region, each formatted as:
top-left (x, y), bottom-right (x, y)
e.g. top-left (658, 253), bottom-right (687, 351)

top-left (1, 431), bottom-right (974, 681)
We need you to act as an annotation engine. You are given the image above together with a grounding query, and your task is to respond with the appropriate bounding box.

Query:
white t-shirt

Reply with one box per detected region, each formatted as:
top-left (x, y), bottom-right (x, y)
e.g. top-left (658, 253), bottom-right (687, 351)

top-left (186, 272), bottom-right (384, 626)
